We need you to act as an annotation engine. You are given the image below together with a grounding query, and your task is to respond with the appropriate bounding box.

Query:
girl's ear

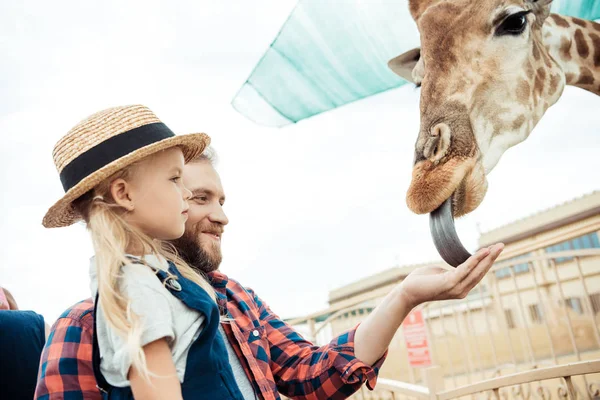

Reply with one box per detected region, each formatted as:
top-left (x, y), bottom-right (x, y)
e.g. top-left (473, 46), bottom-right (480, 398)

top-left (110, 178), bottom-right (135, 211)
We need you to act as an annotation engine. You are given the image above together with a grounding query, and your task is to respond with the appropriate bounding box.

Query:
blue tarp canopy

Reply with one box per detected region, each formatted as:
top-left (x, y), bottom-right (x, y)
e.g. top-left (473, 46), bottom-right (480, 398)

top-left (232, 0), bottom-right (600, 127)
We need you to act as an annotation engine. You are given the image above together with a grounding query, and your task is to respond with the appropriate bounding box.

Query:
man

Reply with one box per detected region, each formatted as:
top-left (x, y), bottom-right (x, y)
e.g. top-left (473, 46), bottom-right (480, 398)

top-left (35, 149), bottom-right (503, 399)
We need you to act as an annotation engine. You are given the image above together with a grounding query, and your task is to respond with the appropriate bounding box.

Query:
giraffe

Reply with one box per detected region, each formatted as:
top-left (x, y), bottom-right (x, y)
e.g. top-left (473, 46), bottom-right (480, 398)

top-left (387, 0), bottom-right (600, 219)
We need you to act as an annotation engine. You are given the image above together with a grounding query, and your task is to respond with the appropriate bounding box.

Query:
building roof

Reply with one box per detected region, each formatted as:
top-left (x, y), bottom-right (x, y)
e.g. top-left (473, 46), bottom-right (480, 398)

top-left (478, 191), bottom-right (600, 247)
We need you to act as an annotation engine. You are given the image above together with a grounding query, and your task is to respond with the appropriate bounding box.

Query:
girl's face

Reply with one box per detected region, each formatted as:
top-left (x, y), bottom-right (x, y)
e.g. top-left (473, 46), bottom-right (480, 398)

top-left (111, 147), bottom-right (191, 241)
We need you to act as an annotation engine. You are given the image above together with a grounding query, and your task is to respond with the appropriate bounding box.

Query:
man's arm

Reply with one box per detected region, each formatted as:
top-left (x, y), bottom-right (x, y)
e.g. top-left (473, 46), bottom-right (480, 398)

top-left (35, 301), bottom-right (101, 400)
top-left (257, 243), bottom-right (503, 400)
top-left (249, 291), bottom-right (386, 400)
top-left (354, 244), bottom-right (502, 364)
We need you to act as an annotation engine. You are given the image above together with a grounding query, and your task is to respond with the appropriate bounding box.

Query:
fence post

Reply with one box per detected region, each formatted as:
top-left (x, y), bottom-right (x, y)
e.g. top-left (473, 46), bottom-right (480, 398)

top-left (307, 318), bottom-right (316, 343)
top-left (423, 366), bottom-right (445, 400)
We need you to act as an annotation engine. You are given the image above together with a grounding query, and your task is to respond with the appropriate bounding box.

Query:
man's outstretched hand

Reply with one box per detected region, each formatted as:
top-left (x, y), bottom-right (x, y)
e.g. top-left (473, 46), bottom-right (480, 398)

top-left (398, 243), bottom-right (505, 309)
top-left (354, 243), bottom-right (504, 366)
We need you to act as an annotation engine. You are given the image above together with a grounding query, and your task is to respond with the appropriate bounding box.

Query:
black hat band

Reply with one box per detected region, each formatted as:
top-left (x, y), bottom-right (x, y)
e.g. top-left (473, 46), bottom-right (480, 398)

top-left (59, 122), bottom-right (175, 192)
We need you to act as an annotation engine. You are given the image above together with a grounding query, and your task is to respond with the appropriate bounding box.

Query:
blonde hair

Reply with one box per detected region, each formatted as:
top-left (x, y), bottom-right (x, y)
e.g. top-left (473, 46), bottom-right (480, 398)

top-left (73, 159), bottom-right (216, 382)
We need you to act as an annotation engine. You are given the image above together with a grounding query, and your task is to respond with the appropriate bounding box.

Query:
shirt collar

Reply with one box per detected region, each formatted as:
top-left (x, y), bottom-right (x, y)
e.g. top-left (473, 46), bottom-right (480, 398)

top-left (208, 270), bottom-right (229, 289)
top-left (208, 271), bottom-right (229, 315)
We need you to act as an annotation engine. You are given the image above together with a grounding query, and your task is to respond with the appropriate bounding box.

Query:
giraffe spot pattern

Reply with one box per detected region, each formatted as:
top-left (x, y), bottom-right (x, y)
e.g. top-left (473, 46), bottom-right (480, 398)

top-left (511, 115), bottom-right (526, 131)
top-left (575, 29), bottom-right (590, 58)
top-left (577, 67), bottom-right (595, 85)
top-left (548, 73), bottom-right (561, 96)
top-left (572, 18), bottom-right (588, 28)
top-left (534, 69), bottom-right (545, 97)
top-left (532, 41), bottom-right (541, 61)
top-left (544, 52), bottom-right (553, 68)
top-left (560, 37), bottom-right (572, 61)
top-left (517, 80), bottom-right (531, 104)
top-left (533, 75), bottom-right (544, 97)
top-left (526, 59), bottom-right (534, 76)
top-left (536, 67), bottom-right (547, 81)
top-left (551, 14), bottom-right (571, 28)
top-left (590, 33), bottom-right (600, 68)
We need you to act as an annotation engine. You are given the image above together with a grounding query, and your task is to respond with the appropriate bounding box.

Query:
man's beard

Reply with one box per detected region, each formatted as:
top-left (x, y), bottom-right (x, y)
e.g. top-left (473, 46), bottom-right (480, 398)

top-left (171, 222), bottom-right (222, 274)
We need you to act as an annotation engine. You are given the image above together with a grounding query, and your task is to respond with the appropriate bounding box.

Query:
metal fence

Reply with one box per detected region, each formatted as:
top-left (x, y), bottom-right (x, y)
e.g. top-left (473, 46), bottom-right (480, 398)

top-left (287, 249), bottom-right (600, 399)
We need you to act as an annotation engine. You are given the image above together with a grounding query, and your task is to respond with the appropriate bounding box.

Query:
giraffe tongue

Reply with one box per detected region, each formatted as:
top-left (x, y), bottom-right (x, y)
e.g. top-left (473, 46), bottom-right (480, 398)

top-left (429, 197), bottom-right (472, 267)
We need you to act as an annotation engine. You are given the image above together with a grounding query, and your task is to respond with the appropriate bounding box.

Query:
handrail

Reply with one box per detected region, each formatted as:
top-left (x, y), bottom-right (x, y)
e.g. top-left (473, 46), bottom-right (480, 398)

top-left (286, 287), bottom-right (389, 325)
top-left (376, 378), bottom-right (429, 399)
top-left (312, 304), bottom-right (373, 337)
top-left (491, 248), bottom-right (600, 269)
top-left (436, 360), bottom-right (600, 400)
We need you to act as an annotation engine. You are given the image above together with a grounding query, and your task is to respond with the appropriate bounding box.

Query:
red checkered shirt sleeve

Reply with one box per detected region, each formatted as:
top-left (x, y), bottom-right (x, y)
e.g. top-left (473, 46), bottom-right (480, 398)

top-left (34, 299), bottom-right (101, 400)
top-left (249, 289), bottom-right (387, 399)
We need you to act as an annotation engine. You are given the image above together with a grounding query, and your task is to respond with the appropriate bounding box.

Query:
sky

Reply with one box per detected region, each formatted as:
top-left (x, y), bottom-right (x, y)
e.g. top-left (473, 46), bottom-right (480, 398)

top-left (1, 0), bottom-right (599, 324)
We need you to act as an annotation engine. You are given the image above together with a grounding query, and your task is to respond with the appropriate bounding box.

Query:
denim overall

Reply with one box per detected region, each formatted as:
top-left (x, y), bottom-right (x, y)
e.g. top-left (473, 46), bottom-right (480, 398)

top-left (92, 262), bottom-right (245, 400)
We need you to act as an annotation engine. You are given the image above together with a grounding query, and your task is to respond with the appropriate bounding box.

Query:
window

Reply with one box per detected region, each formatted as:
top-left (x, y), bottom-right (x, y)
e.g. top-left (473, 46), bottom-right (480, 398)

top-left (528, 304), bottom-right (543, 323)
top-left (466, 284), bottom-right (488, 299)
top-left (495, 253), bottom-right (531, 279)
top-left (505, 309), bottom-right (516, 329)
top-left (563, 297), bottom-right (584, 315)
top-left (344, 307), bottom-right (373, 319)
top-left (590, 293), bottom-right (600, 315)
top-left (545, 233), bottom-right (600, 263)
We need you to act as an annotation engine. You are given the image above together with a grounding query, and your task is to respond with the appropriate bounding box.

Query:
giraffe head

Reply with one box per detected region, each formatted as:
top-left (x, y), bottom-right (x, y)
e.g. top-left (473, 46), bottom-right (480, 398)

top-left (389, 0), bottom-right (566, 217)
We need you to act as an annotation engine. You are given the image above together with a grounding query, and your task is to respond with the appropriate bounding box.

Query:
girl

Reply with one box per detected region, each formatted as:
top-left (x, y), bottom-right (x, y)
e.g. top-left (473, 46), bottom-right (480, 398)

top-left (43, 105), bottom-right (244, 400)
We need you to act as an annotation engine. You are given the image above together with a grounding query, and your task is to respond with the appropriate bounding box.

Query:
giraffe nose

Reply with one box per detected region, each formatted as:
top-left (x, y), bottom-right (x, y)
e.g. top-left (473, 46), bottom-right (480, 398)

top-left (423, 123), bottom-right (451, 163)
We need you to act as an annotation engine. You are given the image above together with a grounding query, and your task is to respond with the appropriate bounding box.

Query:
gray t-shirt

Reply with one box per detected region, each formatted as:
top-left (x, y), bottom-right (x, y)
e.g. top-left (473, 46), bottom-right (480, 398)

top-left (219, 325), bottom-right (258, 400)
top-left (90, 255), bottom-right (206, 387)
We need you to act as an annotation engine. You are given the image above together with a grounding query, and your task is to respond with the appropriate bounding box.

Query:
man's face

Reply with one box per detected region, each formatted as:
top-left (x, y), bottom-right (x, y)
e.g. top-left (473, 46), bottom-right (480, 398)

top-left (171, 160), bottom-right (228, 273)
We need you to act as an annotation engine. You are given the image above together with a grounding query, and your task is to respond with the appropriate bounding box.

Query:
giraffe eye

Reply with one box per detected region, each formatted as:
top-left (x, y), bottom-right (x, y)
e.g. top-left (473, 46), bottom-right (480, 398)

top-left (496, 11), bottom-right (530, 36)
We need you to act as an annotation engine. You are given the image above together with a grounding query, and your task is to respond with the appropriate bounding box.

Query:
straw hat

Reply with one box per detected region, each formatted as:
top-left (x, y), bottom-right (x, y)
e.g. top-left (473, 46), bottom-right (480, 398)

top-left (43, 105), bottom-right (210, 228)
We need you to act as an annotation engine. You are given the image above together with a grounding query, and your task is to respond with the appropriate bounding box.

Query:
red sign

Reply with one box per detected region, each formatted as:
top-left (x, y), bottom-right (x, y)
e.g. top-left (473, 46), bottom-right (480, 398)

top-left (402, 309), bottom-right (432, 367)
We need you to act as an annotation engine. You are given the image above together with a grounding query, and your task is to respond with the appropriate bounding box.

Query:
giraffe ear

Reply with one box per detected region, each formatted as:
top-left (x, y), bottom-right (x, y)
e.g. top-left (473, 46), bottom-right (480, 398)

top-left (527, 0), bottom-right (552, 26)
top-left (388, 48), bottom-right (421, 84)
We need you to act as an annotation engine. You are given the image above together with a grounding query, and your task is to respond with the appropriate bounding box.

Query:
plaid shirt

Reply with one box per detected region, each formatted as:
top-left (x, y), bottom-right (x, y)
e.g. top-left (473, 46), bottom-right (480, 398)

top-left (35, 271), bottom-right (386, 399)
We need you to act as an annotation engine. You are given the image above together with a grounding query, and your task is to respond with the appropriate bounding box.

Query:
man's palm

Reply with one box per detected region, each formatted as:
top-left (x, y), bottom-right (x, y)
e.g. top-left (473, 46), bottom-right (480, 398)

top-left (399, 244), bottom-right (504, 309)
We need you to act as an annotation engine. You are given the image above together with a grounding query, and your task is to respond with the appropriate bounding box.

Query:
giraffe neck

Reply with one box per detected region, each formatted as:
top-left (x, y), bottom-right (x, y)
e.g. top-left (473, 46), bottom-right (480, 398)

top-left (543, 14), bottom-right (600, 95)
